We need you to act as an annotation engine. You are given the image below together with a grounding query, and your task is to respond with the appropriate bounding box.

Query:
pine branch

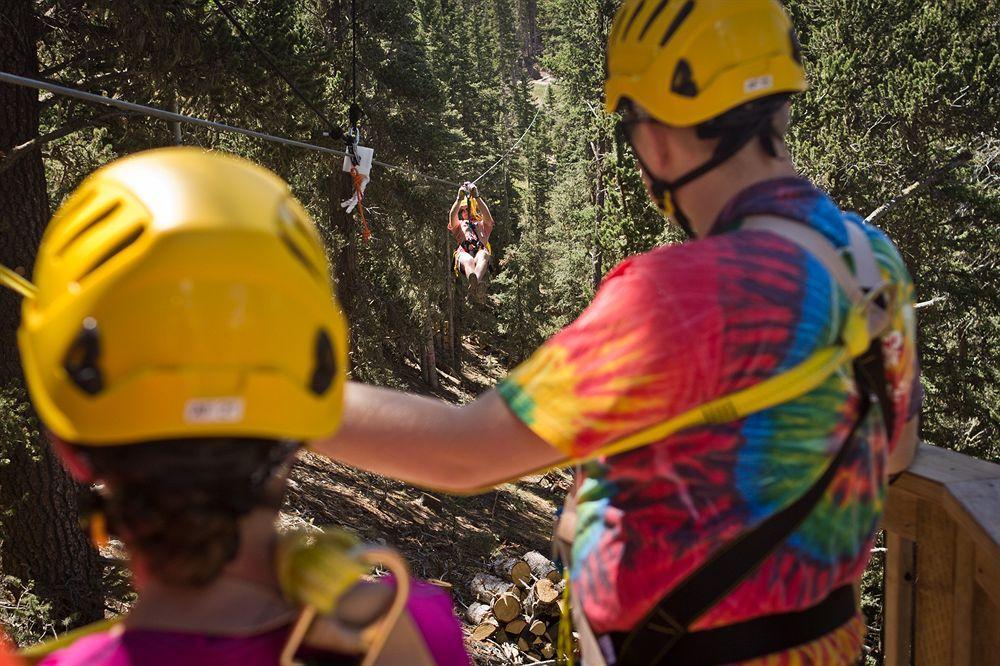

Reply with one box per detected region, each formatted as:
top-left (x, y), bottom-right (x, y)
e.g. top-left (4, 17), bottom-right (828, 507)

top-left (865, 150), bottom-right (973, 225)
top-left (0, 112), bottom-right (123, 175)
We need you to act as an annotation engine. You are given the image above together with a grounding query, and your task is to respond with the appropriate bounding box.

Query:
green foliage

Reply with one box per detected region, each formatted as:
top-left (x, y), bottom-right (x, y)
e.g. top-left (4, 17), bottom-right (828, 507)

top-left (0, 575), bottom-right (72, 647)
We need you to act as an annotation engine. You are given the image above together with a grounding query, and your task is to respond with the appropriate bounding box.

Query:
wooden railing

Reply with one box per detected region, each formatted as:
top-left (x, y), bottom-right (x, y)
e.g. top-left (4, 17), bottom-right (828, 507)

top-left (883, 443), bottom-right (1000, 665)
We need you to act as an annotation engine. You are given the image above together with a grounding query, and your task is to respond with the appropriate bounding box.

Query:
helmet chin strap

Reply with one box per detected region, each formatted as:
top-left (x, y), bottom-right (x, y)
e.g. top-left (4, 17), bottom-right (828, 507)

top-left (635, 113), bottom-right (781, 239)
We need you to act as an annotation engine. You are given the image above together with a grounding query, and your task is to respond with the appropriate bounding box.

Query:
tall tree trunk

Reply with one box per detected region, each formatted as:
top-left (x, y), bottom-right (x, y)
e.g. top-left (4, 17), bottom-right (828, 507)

top-left (0, 0), bottom-right (104, 627)
top-left (443, 229), bottom-right (458, 372)
top-left (590, 140), bottom-right (606, 291)
top-left (327, 170), bottom-right (359, 373)
top-left (519, 0), bottom-right (541, 73)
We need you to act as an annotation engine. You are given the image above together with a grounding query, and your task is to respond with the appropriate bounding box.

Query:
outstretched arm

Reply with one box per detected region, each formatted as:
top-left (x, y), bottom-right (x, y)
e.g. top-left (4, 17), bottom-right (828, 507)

top-left (476, 195), bottom-right (494, 237)
top-left (448, 195), bottom-right (461, 231)
top-left (311, 382), bottom-right (566, 494)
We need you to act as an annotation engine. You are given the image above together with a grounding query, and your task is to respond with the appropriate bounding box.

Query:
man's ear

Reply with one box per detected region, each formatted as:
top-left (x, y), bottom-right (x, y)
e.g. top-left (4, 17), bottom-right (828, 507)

top-left (48, 433), bottom-right (96, 483)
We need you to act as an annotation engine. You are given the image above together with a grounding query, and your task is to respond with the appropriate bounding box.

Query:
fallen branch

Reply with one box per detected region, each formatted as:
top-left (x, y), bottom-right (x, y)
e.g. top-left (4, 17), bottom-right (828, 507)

top-left (914, 295), bottom-right (948, 310)
top-left (865, 150), bottom-right (973, 225)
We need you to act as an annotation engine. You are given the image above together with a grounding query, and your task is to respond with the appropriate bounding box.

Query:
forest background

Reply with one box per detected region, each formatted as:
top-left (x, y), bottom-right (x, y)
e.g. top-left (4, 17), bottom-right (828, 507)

top-left (0, 0), bottom-right (997, 662)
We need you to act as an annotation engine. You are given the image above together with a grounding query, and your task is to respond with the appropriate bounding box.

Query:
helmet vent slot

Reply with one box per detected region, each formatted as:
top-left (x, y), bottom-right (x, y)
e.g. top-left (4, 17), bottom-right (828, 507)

top-left (309, 329), bottom-right (337, 395)
top-left (639, 0), bottom-right (671, 41)
top-left (57, 200), bottom-right (122, 257)
top-left (64, 317), bottom-right (103, 395)
top-left (78, 226), bottom-right (144, 282)
top-left (279, 230), bottom-right (323, 282)
top-left (660, 0), bottom-right (694, 47)
top-left (671, 59), bottom-right (698, 97)
top-left (620, 0), bottom-right (646, 42)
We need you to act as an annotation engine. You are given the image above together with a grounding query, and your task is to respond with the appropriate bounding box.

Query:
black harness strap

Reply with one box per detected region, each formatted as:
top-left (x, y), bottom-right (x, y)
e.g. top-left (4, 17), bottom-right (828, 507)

top-left (607, 352), bottom-right (882, 666)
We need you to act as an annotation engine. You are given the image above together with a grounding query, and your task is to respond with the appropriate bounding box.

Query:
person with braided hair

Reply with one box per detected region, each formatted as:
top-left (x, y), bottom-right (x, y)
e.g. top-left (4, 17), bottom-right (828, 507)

top-left (4, 148), bottom-right (468, 666)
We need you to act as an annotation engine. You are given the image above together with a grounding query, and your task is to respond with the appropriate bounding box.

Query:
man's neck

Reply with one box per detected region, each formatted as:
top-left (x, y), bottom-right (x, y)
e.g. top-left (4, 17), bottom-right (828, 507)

top-left (676, 144), bottom-right (798, 238)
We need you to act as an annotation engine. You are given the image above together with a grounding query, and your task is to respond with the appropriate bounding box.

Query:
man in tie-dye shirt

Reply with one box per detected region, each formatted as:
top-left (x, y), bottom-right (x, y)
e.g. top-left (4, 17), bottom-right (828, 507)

top-left (316, 1), bottom-right (920, 663)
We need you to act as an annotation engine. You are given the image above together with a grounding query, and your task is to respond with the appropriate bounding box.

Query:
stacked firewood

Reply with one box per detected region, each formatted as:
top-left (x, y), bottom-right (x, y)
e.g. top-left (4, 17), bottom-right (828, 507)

top-left (466, 550), bottom-right (577, 661)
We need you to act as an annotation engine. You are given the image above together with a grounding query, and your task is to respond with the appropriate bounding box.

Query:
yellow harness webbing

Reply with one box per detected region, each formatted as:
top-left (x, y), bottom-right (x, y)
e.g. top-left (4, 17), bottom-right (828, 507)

top-left (0, 264), bottom-right (36, 300)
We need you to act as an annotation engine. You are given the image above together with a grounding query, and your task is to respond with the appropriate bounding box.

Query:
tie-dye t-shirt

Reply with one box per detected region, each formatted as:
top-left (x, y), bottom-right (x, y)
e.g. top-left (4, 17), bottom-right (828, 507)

top-left (498, 178), bottom-right (921, 663)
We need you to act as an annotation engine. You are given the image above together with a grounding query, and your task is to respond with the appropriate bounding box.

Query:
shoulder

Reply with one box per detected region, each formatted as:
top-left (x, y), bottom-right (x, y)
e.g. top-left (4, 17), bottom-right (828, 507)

top-left (32, 628), bottom-right (124, 666)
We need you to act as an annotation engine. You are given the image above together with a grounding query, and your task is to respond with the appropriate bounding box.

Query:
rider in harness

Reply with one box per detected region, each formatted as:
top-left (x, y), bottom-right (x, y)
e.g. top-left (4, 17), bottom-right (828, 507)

top-left (448, 183), bottom-right (494, 300)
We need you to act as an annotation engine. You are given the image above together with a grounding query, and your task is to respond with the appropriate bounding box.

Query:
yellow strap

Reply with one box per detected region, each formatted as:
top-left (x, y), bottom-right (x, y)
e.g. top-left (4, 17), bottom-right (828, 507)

top-left (0, 264), bottom-right (36, 300)
top-left (19, 618), bottom-right (122, 663)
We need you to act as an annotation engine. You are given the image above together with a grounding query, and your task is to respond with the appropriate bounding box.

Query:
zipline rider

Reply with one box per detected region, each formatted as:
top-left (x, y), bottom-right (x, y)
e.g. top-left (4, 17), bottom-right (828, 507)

top-left (312, 1), bottom-right (922, 663)
top-left (448, 182), bottom-right (494, 300)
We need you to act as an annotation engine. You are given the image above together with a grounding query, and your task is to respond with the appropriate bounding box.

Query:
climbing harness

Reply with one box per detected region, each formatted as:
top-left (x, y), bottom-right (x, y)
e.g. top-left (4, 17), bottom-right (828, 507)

top-left (552, 215), bottom-right (896, 666)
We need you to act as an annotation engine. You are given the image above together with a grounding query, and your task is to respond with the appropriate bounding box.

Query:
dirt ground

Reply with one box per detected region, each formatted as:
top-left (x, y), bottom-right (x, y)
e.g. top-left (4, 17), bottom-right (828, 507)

top-left (281, 339), bottom-right (571, 665)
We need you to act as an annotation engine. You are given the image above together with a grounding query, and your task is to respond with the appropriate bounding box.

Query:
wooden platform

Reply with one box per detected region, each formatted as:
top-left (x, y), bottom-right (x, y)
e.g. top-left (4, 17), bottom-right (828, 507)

top-left (884, 444), bottom-right (1000, 665)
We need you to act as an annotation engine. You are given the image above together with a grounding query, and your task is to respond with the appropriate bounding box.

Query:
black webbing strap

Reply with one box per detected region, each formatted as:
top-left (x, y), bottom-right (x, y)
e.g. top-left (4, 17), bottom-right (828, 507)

top-left (609, 584), bottom-right (856, 666)
top-left (609, 354), bottom-right (879, 666)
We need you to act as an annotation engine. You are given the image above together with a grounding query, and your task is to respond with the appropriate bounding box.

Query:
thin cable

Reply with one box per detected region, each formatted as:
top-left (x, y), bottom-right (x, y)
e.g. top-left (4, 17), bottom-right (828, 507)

top-left (351, 0), bottom-right (358, 122)
top-left (0, 72), bottom-right (462, 187)
top-left (472, 105), bottom-right (542, 184)
top-left (211, 0), bottom-right (344, 139)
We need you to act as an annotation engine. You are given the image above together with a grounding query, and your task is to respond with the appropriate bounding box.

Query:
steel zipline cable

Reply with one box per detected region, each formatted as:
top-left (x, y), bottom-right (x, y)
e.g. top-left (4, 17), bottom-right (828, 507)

top-left (472, 105), bottom-right (543, 185)
top-left (0, 71), bottom-right (462, 188)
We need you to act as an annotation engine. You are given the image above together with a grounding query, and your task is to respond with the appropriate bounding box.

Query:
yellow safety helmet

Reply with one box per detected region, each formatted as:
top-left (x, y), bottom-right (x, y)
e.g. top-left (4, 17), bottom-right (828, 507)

top-left (604, 0), bottom-right (807, 126)
top-left (18, 147), bottom-right (348, 446)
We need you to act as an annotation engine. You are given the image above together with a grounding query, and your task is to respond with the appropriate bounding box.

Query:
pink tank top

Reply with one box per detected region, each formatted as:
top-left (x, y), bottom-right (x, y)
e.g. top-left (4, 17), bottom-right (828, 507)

top-left (38, 581), bottom-right (469, 666)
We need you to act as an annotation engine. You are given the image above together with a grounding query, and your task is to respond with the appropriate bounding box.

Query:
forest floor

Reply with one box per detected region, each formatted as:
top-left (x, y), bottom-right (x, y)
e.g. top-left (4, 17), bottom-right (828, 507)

top-left (281, 338), bottom-right (570, 665)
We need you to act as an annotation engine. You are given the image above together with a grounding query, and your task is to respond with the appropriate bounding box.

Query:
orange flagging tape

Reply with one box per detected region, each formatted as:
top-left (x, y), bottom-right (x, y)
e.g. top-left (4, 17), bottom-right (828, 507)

top-left (351, 165), bottom-right (371, 242)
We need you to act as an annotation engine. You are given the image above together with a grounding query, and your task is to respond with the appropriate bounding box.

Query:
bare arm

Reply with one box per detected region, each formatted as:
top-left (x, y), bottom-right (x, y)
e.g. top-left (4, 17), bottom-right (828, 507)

top-left (310, 382), bottom-right (566, 494)
top-left (476, 195), bottom-right (494, 237)
top-left (448, 196), bottom-right (460, 231)
top-left (887, 416), bottom-right (919, 475)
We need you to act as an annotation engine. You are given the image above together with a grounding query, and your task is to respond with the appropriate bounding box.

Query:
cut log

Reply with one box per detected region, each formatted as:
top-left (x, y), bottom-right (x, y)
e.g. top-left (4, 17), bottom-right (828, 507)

top-left (470, 617), bottom-right (499, 642)
top-left (466, 601), bottom-right (492, 625)
top-left (491, 555), bottom-right (533, 586)
top-left (505, 618), bottom-right (527, 636)
top-left (492, 592), bottom-right (522, 623)
top-left (517, 635), bottom-right (532, 652)
top-left (471, 572), bottom-right (512, 603)
top-left (540, 643), bottom-right (555, 659)
top-left (524, 550), bottom-right (561, 583)
top-left (529, 619), bottom-right (548, 636)
top-left (534, 578), bottom-right (560, 604)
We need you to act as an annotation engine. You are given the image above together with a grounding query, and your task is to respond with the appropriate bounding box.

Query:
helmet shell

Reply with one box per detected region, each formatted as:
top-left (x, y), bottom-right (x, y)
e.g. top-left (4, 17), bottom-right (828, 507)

top-left (605, 0), bottom-right (807, 126)
top-left (19, 148), bottom-right (348, 445)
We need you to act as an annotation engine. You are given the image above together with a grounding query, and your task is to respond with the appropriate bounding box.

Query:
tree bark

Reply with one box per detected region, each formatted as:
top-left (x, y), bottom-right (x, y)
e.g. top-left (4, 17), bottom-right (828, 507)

top-left (590, 139), bottom-right (606, 291)
top-left (519, 0), bottom-right (542, 73)
top-left (327, 170), bottom-right (359, 374)
top-left (0, 0), bottom-right (104, 626)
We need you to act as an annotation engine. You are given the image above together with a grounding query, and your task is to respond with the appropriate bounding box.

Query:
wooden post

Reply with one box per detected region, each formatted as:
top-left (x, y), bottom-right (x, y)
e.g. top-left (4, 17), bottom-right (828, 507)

top-left (884, 533), bottom-right (915, 666)
top-left (914, 501), bottom-right (956, 665)
top-left (951, 533), bottom-right (975, 666)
